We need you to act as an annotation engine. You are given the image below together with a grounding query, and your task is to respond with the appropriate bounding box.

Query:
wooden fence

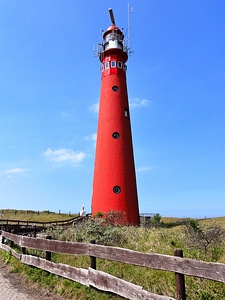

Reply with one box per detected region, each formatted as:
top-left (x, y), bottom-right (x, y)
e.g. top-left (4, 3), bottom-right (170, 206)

top-left (0, 230), bottom-right (225, 300)
top-left (0, 215), bottom-right (84, 227)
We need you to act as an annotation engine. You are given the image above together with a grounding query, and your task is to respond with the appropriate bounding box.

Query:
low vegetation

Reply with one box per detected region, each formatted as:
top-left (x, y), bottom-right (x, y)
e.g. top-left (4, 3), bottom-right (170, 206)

top-left (1, 210), bottom-right (225, 299)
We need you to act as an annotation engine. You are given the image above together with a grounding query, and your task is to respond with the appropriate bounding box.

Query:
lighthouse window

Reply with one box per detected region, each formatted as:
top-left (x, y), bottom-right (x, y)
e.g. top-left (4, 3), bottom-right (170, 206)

top-left (111, 61), bottom-right (116, 68)
top-left (123, 64), bottom-right (127, 71)
top-left (112, 85), bottom-right (119, 92)
top-left (118, 61), bottom-right (123, 69)
top-left (125, 108), bottom-right (129, 118)
top-left (113, 186), bottom-right (121, 194)
top-left (100, 64), bottom-right (104, 72)
top-left (112, 132), bottom-right (120, 139)
top-left (105, 62), bottom-right (109, 69)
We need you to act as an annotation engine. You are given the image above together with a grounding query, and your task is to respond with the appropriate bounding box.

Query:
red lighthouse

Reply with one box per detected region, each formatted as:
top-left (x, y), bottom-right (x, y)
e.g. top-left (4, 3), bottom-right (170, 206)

top-left (92, 9), bottom-right (140, 225)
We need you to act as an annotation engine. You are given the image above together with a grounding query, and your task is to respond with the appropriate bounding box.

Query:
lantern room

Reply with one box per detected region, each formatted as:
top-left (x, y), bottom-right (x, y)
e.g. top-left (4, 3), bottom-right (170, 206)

top-left (103, 25), bottom-right (124, 51)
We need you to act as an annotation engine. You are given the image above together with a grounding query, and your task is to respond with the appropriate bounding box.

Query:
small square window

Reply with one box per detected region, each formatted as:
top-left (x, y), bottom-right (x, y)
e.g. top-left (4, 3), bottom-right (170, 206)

top-left (125, 107), bottom-right (129, 118)
top-left (105, 62), bottom-right (109, 69)
top-left (118, 61), bottom-right (123, 69)
top-left (111, 61), bottom-right (116, 68)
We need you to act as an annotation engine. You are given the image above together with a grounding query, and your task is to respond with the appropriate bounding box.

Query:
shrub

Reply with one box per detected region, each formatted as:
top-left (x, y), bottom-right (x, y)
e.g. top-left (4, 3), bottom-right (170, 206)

top-left (152, 213), bottom-right (162, 227)
top-left (94, 210), bottom-right (128, 226)
top-left (184, 219), bottom-right (225, 260)
top-left (46, 215), bottom-right (128, 247)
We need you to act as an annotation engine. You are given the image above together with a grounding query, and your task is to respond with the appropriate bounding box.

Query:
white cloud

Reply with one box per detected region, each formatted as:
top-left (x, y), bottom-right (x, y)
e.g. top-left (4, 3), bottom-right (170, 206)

top-left (136, 166), bottom-right (154, 172)
top-left (43, 148), bottom-right (86, 165)
top-left (84, 133), bottom-right (97, 142)
top-left (5, 168), bottom-right (27, 174)
top-left (130, 98), bottom-right (150, 108)
top-left (89, 102), bottom-right (99, 113)
top-left (92, 133), bottom-right (97, 141)
top-left (1, 168), bottom-right (28, 179)
top-left (84, 133), bottom-right (97, 148)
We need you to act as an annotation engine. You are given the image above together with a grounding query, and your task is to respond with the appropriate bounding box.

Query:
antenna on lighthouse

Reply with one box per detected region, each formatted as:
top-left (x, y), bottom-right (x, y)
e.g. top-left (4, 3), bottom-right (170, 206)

top-left (108, 8), bottom-right (116, 25)
top-left (127, 3), bottom-right (134, 54)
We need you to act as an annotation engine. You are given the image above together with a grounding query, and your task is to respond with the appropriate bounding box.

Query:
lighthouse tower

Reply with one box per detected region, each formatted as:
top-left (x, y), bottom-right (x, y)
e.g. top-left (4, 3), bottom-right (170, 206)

top-left (92, 9), bottom-right (140, 225)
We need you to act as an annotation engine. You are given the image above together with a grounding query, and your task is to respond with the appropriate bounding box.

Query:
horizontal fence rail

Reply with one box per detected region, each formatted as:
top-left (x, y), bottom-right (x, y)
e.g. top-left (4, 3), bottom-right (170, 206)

top-left (1, 230), bottom-right (225, 300)
top-left (0, 215), bottom-right (86, 227)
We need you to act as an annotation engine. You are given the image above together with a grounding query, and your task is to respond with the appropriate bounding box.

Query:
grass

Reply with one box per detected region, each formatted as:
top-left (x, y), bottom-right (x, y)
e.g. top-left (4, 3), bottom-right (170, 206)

top-left (1, 210), bottom-right (225, 299)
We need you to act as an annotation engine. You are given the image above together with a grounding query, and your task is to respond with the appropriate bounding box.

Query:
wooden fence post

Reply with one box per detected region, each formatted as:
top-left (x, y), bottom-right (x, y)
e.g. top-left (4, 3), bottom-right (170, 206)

top-left (9, 239), bottom-right (14, 248)
top-left (174, 249), bottom-right (186, 300)
top-left (45, 235), bottom-right (52, 261)
top-left (33, 225), bottom-right (37, 238)
top-left (90, 240), bottom-right (96, 269)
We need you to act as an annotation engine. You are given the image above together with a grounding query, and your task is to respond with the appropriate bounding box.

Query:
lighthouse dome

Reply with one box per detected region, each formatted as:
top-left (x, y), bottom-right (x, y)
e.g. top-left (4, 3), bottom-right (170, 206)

top-left (103, 25), bottom-right (124, 39)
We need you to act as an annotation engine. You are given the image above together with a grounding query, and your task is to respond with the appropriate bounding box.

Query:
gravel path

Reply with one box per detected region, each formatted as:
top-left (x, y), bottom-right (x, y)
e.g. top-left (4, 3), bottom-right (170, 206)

top-left (0, 264), bottom-right (31, 300)
top-left (0, 261), bottom-right (65, 300)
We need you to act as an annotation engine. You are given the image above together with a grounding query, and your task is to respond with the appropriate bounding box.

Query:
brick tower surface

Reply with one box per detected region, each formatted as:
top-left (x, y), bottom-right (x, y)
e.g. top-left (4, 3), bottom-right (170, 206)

top-left (91, 9), bottom-right (140, 225)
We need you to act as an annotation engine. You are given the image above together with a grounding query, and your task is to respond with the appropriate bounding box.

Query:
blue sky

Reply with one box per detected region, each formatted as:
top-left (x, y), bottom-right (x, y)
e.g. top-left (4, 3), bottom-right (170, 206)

top-left (0, 0), bottom-right (224, 218)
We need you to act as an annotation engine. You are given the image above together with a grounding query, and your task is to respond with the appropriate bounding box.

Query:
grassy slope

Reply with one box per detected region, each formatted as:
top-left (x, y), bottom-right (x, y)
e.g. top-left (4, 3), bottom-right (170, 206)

top-left (1, 210), bottom-right (225, 299)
